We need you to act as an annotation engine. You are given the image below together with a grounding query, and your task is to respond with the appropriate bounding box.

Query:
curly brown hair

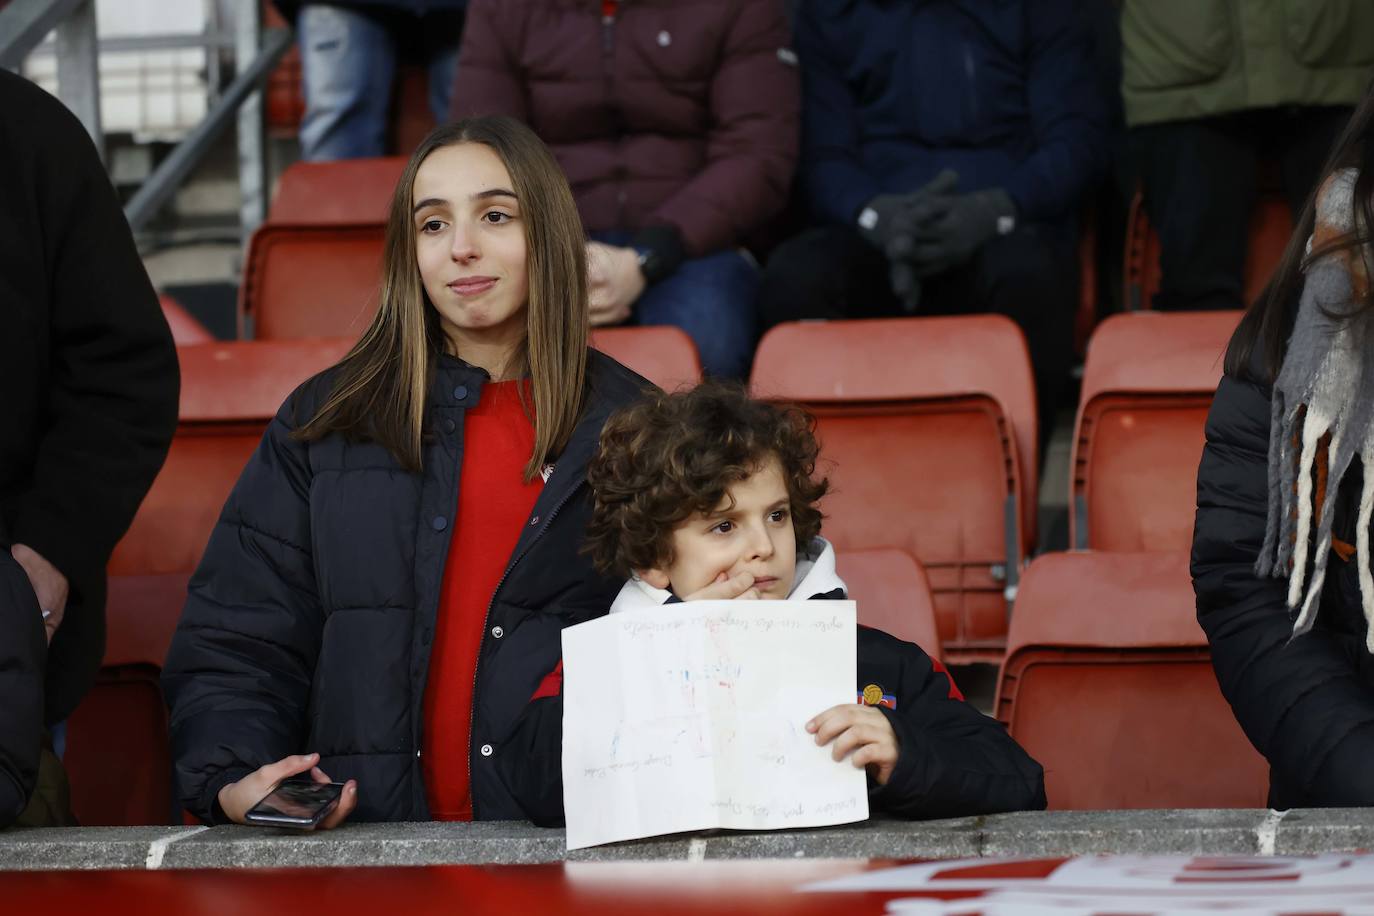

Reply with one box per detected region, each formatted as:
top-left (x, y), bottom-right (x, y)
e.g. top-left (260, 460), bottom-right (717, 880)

top-left (584, 381), bottom-right (828, 577)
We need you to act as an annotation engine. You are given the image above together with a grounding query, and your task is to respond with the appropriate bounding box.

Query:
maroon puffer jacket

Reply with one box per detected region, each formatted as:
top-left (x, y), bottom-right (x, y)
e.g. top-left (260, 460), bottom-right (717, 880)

top-left (451, 0), bottom-right (799, 257)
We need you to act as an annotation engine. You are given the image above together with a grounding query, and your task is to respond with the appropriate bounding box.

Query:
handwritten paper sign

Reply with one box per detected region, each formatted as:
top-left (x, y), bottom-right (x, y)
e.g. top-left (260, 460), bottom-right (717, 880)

top-left (561, 600), bottom-right (868, 850)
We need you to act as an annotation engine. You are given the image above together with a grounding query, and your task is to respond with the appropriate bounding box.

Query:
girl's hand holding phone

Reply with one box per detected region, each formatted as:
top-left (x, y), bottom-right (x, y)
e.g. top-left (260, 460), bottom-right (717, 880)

top-left (217, 753), bottom-right (358, 828)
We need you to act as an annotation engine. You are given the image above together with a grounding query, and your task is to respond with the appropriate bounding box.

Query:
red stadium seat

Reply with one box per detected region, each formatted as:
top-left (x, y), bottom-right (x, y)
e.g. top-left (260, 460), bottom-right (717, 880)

top-left (242, 156), bottom-right (408, 340)
top-left (240, 223), bottom-right (386, 339)
top-left (158, 293), bottom-right (214, 345)
top-left (266, 157), bottom-right (406, 225)
top-left (590, 325), bottom-right (701, 392)
top-left (1125, 189), bottom-right (1293, 311)
top-left (839, 548), bottom-right (942, 663)
top-left (995, 551), bottom-right (1268, 809)
top-left (1071, 311), bottom-right (1240, 551)
top-left (751, 316), bottom-right (1037, 662)
top-left (66, 340), bottom-right (354, 826)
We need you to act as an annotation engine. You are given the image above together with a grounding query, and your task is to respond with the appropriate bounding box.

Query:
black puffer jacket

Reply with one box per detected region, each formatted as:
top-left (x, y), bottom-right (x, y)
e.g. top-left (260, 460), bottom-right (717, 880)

top-left (1193, 370), bottom-right (1374, 809)
top-left (162, 351), bottom-right (650, 823)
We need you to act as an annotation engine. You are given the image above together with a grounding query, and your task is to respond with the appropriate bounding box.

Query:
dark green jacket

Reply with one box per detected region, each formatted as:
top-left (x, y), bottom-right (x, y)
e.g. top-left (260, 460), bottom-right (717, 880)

top-left (1121, 0), bottom-right (1374, 127)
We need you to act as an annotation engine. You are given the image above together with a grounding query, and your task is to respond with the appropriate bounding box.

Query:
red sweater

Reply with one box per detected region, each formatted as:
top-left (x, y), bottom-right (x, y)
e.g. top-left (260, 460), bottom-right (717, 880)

top-left (423, 380), bottom-right (542, 820)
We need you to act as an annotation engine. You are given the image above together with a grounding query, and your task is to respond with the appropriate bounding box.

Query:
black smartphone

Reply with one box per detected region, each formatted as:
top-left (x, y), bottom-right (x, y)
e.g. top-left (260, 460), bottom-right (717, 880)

top-left (244, 778), bottom-right (345, 829)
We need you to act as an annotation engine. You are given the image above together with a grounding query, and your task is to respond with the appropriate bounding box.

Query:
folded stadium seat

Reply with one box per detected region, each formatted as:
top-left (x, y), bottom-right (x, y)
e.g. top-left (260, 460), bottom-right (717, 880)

top-left (995, 550), bottom-right (1268, 809)
top-left (589, 325), bottom-right (702, 392)
top-left (751, 316), bottom-right (1037, 663)
top-left (157, 293), bottom-right (215, 345)
top-left (837, 548), bottom-right (943, 664)
top-left (265, 157), bottom-right (407, 225)
top-left (241, 157), bottom-right (408, 340)
top-left (1071, 310), bottom-right (1241, 552)
top-left (66, 339), bottom-right (354, 825)
top-left (1124, 188), bottom-right (1293, 312)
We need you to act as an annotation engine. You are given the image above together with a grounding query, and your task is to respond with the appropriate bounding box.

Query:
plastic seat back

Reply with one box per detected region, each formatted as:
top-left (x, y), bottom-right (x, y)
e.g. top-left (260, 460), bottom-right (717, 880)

top-left (243, 156), bottom-right (410, 340)
top-left (751, 316), bottom-right (1036, 662)
top-left (266, 157), bottom-right (406, 225)
top-left (589, 325), bottom-right (702, 392)
top-left (838, 548), bottom-right (942, 663)
top-left (1071, 311), bottom-right (1240, 551)
top-left (240, 223), bottom-right (385, 340)
top-left (74, 340), bottom-right (353, 825)
top-left (995, 551), bottom-right (1268, 809)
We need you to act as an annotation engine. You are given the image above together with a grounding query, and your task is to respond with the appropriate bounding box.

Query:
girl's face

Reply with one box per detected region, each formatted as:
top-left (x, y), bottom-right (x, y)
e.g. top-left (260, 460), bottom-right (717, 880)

top-left (412, 143), bottom-right (530, 356)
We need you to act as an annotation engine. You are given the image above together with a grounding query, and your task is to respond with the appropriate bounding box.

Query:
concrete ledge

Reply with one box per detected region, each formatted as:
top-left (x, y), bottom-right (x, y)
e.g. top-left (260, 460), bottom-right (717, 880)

top-left (3, 810), bottom-right (1373, 871)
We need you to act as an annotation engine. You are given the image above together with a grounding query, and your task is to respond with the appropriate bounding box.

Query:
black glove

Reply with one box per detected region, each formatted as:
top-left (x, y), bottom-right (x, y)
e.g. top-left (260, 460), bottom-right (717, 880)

top-left (909, 187), bottom-right (1017, 277)
top-left (857, 170), bottom-right (961, 311)
top-left (855, 169), bottom-right (960, 252)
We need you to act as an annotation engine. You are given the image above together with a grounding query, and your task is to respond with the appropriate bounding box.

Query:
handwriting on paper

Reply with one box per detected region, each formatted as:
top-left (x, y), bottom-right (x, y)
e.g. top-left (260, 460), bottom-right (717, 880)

top-left (561, 599), bottom-right (867, 850)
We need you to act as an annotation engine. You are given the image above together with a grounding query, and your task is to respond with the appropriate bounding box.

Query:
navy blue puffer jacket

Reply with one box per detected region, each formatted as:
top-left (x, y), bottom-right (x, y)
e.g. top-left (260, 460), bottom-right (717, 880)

top-left (163, 351), bottom-right (650, 823)
top-left (795, 0), bottom-right (1109, 227)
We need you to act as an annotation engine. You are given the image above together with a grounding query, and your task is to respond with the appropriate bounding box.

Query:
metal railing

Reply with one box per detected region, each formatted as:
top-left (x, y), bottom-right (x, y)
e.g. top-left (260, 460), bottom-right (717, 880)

top-left (0, 0), bottom-right (292, 238)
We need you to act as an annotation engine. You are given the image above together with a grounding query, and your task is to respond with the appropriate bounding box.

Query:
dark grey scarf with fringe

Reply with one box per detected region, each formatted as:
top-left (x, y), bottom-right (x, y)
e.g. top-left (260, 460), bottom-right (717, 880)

top-left (1256, 169), bottom-right (1374, 649)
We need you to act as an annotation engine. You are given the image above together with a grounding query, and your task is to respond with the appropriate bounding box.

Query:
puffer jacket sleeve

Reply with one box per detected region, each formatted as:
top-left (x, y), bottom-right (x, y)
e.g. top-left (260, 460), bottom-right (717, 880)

top-left (1193, 374), bottom-right (1374, 804)
top-left (998, 0), bottom-right (1108, 222)
top-left (497, 685), bottom-right (565, 826)
top-left (793, 2), bottom-right (882, 227)
top-left (448, 0), bottom-right (530, 122)
top-left (161, 394), bottom-right (325, 823)
top-left (646, 0), bottom-right (800, 255)
top-left (869, 633), bottom-right (1046, 818)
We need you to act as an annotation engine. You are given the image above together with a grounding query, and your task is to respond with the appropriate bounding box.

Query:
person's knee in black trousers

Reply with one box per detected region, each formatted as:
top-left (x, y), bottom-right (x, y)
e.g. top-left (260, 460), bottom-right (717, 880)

top-left (758, 225), bottom-right (896, 330)
top-left (956, 226), bottom-right (1078, 442)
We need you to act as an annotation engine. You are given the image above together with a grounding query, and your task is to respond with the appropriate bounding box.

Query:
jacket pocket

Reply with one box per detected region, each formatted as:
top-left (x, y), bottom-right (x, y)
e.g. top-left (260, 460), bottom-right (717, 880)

top-left (1283, 0), bottom-right (1374, 68)
top-left (1122, 0), bottom-right (1234, 91)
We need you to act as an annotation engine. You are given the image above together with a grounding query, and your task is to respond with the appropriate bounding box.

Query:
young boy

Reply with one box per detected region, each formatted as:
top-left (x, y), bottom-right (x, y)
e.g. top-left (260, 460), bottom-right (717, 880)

top-left (579, 381), bottom-right (1046, 820)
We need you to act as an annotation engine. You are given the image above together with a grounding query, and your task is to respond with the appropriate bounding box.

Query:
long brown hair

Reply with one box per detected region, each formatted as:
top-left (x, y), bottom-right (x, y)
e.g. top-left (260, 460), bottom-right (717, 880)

top-left (1226, 85), bottom-right (1374, 381)
top-left (295, 117), bottom-right (590, 478)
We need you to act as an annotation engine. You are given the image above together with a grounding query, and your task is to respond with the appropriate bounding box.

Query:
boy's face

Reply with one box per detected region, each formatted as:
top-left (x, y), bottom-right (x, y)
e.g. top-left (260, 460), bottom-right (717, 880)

top-left (640, 456), bottom-right (798, 600)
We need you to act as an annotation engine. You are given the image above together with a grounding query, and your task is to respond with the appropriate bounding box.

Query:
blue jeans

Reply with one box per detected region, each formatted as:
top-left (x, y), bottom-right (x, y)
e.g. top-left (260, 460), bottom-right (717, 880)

top-left (592, 233), bottom-right (759, 379)
top-left (297, 4), bottom-right (460, 161)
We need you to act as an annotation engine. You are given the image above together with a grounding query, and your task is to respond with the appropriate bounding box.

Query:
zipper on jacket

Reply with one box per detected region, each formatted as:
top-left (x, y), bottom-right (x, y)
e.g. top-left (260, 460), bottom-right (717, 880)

top-left (601, 1), bottom-right (629, 227)
top-left (465, 480), bottom-right (583, 820)
top-left (962, 43), bottom-right (979, 123)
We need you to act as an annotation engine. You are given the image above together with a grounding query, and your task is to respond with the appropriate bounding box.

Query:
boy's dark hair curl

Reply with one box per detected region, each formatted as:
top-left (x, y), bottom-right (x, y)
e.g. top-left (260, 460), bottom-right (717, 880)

top-left (585, 380), bottom-right (828, 577)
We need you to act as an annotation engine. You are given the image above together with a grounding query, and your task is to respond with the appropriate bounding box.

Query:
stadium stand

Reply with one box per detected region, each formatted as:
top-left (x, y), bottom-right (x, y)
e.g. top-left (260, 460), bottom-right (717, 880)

top-left (750, 316), bottom-right (1036, 662)
top-left (839, 548), bottom-right (943, 663)
top-left (1071, 310), bottom-right (1241, 551)
top-left (66, 339), bottom-right (354, 825)
top-left (995, 550), bottom-right (1269, 809)
top-left (1124, 189), bottom-right (1293, 312)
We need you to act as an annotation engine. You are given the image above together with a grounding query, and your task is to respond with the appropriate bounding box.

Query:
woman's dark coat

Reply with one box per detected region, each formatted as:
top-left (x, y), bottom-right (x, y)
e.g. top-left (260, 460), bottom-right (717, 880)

top-left (162, 352), bottom-right (650, 823)
top-left (1194, 368), bottom-right (1374, 808)
top-left (0, 70), bottom-right (179, 725)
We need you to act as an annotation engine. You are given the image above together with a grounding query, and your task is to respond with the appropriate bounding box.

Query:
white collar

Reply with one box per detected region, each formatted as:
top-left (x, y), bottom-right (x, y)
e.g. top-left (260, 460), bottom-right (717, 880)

top-left (608, 537), bottom-right (845, 613)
